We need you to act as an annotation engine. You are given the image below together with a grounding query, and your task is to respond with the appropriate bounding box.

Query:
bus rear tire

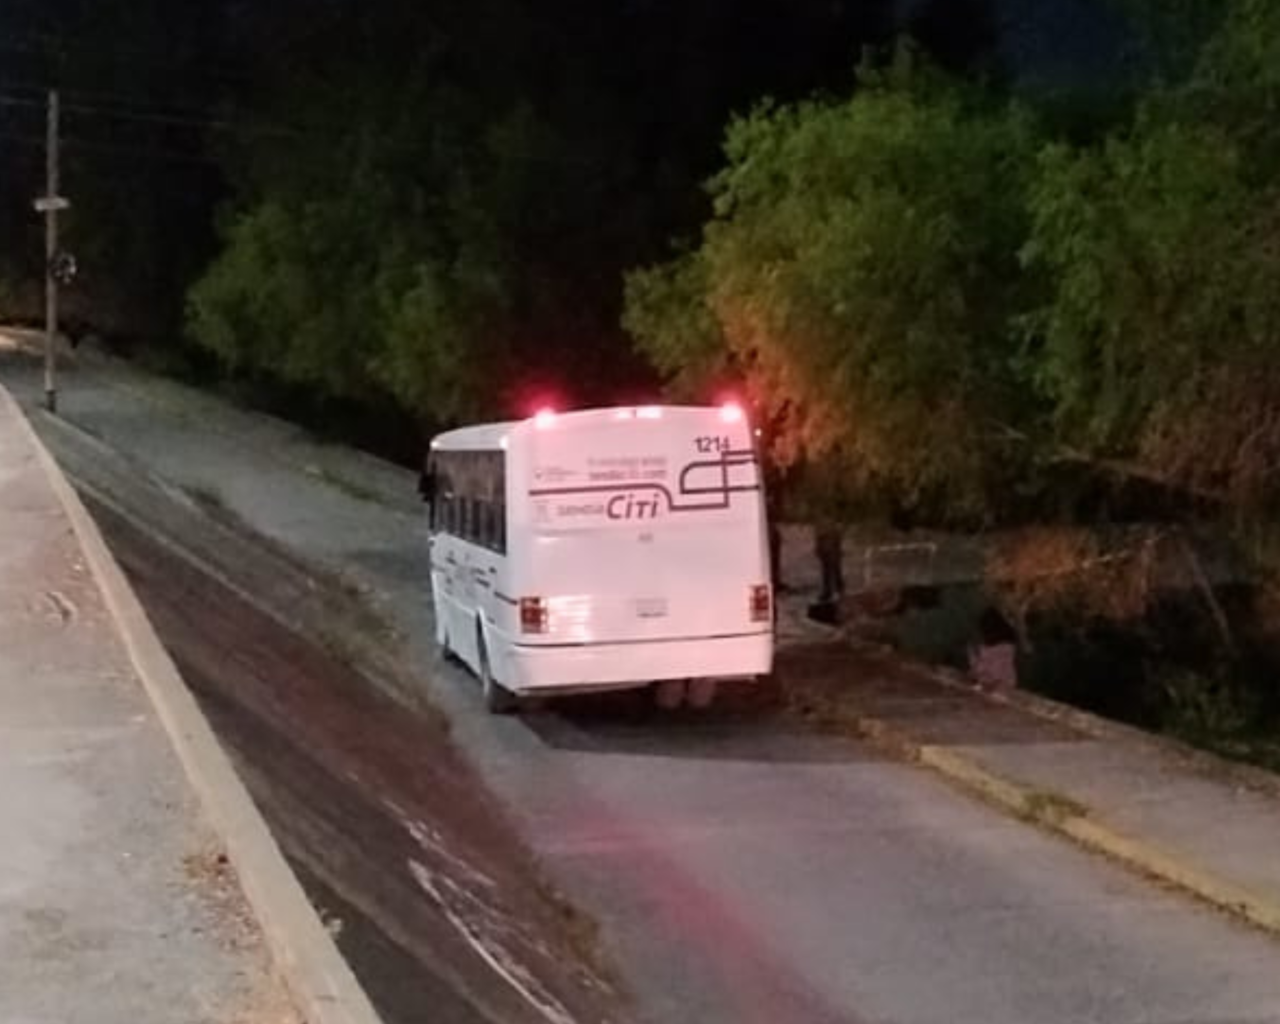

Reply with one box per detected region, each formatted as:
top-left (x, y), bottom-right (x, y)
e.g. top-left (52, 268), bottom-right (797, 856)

top-left (653, 679), bottom-right (686, 710)
top-left (687, 678), bottom-right (718, 710)
top-left (478, 630), bottom-right (519, 715)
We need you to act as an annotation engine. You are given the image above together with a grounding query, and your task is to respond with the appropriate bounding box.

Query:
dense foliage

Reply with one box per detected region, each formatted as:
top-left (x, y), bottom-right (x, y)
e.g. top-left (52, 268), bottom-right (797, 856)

top-left (182, 0), bottom-right (903, 426)
top-left (1025, 0), bottom-right (1280, 513)
top-left (628, 1), bottom-right (1280, 529)
top-left (2, 0), bottom-right (1023, 431)
top-left (5, 0), bottom-right (1280, 520)
top-left (627, 50), bottom-right (1039, 523)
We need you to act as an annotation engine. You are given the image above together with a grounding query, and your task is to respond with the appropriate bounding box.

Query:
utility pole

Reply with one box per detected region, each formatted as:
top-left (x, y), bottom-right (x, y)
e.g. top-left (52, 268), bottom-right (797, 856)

top-left (34, 89), bottom-right (77, 410)
top-left (43, 89), bottom-right (61, 413)
top-left (33, 90), bottom-right (77, 414)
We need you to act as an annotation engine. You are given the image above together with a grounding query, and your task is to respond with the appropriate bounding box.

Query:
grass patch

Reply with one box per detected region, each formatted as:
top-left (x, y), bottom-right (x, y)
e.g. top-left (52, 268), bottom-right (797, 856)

top-left (1191, 733), bottom-right (1280, 776)
top-left (1020, 788), bottom-right (1089, 826)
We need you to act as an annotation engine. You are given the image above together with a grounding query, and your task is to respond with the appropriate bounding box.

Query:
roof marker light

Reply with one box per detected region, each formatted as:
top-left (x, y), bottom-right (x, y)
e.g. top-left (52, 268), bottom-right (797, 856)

top-left (534, 408), bottom-right (557, 429)
top-left (637, 406), bottom-right (663, 420)
top-left (720, 402), bottom-right (744, 424)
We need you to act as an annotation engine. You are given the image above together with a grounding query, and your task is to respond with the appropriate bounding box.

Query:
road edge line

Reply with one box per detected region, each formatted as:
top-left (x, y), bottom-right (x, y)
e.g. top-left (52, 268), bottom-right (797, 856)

top-left (853, 709), bottom-right (1280, 937)
top-left (1, 387), bottom-right (384, 1024)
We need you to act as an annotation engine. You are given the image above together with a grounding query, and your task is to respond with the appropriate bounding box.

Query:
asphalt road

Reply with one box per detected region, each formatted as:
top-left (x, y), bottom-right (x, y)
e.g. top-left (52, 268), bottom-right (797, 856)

top-left (85, 493), bottom-right (627, 1024)
top-left (7, 349), bottom-right (1280, 1024)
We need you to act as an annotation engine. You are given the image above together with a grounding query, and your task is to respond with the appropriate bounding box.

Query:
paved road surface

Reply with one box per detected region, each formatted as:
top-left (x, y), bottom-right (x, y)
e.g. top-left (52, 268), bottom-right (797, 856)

top-left (8, 351), bottom-right (1280, 1024)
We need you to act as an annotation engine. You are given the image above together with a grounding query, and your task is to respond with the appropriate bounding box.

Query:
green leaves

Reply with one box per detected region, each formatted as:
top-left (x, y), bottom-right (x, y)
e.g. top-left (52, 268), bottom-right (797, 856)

top-left (1025, 3), bottom-right (1280, 510)
top-left (1024, 121), bottom-right (1247, 446)
top-left (627, 53), bottom-right (1039, 522)
top-left (628, 6), bottom-right (1280, 525)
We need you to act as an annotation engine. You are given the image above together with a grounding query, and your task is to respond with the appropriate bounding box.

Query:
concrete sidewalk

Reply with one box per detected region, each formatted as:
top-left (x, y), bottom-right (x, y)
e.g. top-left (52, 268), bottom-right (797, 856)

top-left (0, 389), bottom-right (294, 1024)
top-left (786, 639), bottom-right (1280, 935)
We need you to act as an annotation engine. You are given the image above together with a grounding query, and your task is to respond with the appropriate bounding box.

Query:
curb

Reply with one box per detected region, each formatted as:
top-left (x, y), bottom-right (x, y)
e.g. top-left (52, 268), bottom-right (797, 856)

top-left (1, 387), bottom-right (384, 1024)
top-left (846, 703), bottom-right (1280, 937)
top-left (910, 658), bottom-right (1280, 801)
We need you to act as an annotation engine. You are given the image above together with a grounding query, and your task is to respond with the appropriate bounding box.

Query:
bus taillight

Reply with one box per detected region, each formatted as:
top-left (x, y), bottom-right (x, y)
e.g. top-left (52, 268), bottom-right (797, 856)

top-left (520, 597), bottom-right (549, 634)
top-left (749, 584), bottom-right (772, 623)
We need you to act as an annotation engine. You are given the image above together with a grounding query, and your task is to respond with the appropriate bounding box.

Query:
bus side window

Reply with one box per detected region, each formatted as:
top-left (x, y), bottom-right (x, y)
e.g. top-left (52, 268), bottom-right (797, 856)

top-left (475, 451), bottom-right (500, 553)
top-left (484, 451), bottom-right (506, 554)
top-left (476, 499), bottom-right (490, 550)
top-left (466, 497), bottom-right (480, 546)
top-left (472, 497), bottom-right (485, 549)
top-left (461, 455), bottom-right (479, 545)
top-left (441, 491), bottom-right (455, 536)
top-left (484, 501), bottom-right (501, 553)
top-left (457, 495), bottom-right (469, 542)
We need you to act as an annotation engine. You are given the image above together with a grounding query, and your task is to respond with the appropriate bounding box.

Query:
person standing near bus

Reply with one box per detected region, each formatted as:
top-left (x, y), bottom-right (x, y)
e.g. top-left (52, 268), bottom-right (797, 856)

top-left (815, 517), bottom-right (845, 605)
top-left (763, 462), bottom-right (787, 593)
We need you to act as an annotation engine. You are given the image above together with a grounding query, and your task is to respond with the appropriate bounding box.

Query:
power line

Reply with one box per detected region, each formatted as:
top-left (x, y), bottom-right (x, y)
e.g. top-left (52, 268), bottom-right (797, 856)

top-left (0, 91), bottom-right (306, 141)
top-left (0, 130), bottom-right (221, 167)
top-left (0, 86), bottom-right (511, 166)
top-left (0, 78), bottom-right (225, 121)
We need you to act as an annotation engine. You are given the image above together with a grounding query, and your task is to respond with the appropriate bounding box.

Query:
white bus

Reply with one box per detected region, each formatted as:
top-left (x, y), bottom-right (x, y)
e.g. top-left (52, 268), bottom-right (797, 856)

top-left (422, 405), bottom-right (774, 711)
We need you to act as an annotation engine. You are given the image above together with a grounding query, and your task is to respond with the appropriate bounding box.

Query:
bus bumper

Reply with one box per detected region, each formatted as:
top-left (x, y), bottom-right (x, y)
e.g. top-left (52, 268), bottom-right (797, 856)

top-left (499, 632), bottom-right (773, 695)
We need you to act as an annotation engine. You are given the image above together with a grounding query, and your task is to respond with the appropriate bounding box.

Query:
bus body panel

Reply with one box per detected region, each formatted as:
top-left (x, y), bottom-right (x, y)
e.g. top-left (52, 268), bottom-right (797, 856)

top-left (428, 406), bottom-right (774, 697)
top-left (492, 633), bottom-right (772, 695)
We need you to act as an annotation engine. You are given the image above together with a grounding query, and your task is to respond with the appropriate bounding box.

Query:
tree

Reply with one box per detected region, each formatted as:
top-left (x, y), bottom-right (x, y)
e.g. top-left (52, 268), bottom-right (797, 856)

top-left (1023, 0), bottom-right (1280, 512)
top-left (185, 0), bottom-right (900, 430)
top-left (626, 50), bottom-right (1042, 523)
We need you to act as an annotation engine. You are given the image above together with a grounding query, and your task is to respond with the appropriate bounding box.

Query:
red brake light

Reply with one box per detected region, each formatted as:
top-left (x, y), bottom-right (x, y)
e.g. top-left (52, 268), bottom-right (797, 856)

top-left (520, 597), bottom-right (549, 634)
top-left (749, 584), bottom-right (771, 623)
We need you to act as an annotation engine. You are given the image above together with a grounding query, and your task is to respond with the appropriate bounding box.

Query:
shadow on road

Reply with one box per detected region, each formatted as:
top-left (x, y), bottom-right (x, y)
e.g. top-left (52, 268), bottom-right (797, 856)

top-left (515, 685), bottom-right (886, 765)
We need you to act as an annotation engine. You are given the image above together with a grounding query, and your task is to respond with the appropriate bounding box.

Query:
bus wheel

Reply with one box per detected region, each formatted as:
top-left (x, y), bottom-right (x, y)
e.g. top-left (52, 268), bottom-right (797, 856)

top-left (687, 678), bottom-right (718, 710)
top-left (653, 679), bottom-right (686, 710)
top-left (477, 630), bottom-right (519, 715)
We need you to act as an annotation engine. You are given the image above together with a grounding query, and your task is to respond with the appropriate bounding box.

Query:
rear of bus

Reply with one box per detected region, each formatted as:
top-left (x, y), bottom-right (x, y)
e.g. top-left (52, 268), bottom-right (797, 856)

top-left (498, 405), bottom-right (773, 694)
